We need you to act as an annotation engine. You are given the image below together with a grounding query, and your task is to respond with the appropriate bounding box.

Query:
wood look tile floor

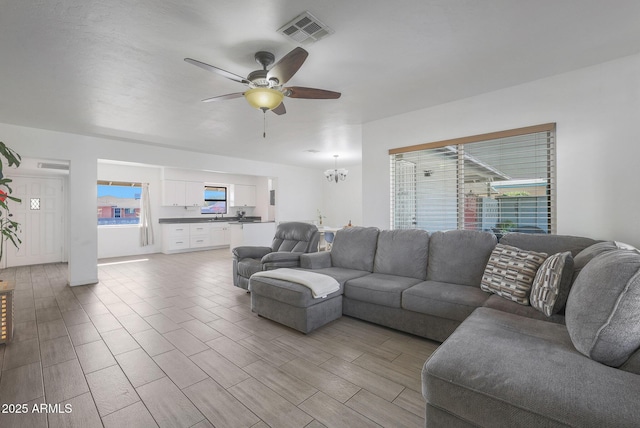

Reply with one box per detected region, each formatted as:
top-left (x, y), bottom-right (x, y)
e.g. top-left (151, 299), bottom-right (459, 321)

top-left (0, 249), bottom-right (438, 428)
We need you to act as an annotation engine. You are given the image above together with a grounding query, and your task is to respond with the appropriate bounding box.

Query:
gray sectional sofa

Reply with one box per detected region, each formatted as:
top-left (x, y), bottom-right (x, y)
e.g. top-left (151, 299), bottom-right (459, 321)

top-left (291, 226), bottom-right (594, 340)
top-left (248, 226), bottom-right (640, 426)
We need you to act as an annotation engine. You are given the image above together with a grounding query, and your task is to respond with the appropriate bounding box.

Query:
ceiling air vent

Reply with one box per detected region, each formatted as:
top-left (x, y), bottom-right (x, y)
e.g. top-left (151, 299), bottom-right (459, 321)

top-left (277, 11), bottom-right (334, 46)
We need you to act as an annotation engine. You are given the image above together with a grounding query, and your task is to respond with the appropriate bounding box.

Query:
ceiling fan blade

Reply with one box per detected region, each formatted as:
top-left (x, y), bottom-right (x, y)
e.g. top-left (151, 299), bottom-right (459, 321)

top-left (285, 86), bottom-right (341, 99)
top-left (266, 47), bottom-right (308, 85)
top-left (201, 92), bottom-right (245, 103)
top-left (184, 58), bottom-right (249, 84)
top-left (271, 102), bottom-right (286, 115)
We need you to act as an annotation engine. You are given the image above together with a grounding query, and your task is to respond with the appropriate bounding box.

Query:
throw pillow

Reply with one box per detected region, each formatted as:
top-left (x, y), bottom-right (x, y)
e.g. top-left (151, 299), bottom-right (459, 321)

top-left (530, 251), bottom-right (574, 316)
top-left (480, 244), bottom-right (548, 305)
top-left (565, 249), bottom-right (640, 367)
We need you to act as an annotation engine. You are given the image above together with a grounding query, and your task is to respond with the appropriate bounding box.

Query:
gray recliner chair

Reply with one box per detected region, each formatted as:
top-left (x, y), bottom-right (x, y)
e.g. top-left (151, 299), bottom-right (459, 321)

top-left (232, 222), bottom-right (320, 290)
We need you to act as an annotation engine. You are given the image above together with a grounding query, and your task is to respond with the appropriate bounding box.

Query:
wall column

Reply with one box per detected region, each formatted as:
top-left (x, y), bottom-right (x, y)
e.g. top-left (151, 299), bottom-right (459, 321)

top-left (68, 146), bottom-right (98, 286)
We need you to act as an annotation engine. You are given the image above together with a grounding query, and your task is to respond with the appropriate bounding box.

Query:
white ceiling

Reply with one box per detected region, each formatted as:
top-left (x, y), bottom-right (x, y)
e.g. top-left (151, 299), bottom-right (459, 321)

top-left (2, 1), bottom-right (640, 169)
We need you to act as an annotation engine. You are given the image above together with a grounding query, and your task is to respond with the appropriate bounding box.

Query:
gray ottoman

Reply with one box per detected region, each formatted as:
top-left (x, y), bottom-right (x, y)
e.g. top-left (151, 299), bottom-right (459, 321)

top-left (249, 276), bottom-right (343, 334)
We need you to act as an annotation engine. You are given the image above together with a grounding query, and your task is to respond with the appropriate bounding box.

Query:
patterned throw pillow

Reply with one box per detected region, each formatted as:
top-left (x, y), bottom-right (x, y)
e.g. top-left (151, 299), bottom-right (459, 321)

top-left (530, 252), bottom-right (574, 316)
top-left (481, 244), bottom-right (548, 305)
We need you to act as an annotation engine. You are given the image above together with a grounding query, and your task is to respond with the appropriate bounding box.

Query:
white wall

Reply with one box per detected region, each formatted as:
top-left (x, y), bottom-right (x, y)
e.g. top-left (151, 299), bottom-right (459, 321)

top-left (363, 52), bottom-right (640, 247)
top-left (97, 162), bottom-right (163, 259)
top-left (5, 123), bottom-right (324, 285)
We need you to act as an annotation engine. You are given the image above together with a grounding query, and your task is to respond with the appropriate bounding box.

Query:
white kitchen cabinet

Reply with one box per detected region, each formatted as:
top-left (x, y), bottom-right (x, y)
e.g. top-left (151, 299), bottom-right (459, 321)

top-left (161, 224), bottom-right (190, 252)
top-left (162, 180), bottom-right (204, 206)
top-left (162, 180), bottom-right (183, 206)
top-left (189, 223), bottom-right (211, 248)
top-left (210, 222), bottom-right (231, 247)
top-left (232, 184), bottom-right (256, 207)
top-left (162, 221), bottom-right (230, 254)
top-left (185, 182), bottom-right (205, 207)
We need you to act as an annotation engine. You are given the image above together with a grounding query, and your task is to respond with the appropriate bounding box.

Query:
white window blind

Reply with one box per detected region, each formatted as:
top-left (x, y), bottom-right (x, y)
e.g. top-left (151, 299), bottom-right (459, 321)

top-left (390, 124), bottom-right (556, 234)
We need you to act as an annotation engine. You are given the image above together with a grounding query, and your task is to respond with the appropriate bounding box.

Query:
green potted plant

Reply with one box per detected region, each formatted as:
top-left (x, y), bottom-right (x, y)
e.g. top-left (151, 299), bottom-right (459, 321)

top-left (0, 141), bottom-right (22, 262)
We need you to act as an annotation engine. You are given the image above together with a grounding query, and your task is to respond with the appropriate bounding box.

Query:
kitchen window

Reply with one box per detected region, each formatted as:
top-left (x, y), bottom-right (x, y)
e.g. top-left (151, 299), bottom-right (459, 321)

top-left (389, 123), bottom-right (556, 234)
top-left (97, 181), bottom-right (141, 225)
top-left (201, 186), bottom-right (228, 215)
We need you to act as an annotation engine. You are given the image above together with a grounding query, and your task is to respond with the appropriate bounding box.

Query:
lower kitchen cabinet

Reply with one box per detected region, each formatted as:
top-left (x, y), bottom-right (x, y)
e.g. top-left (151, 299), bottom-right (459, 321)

top-left (161, 222), bottom-right (230, 254)
top-left (161, 224), bottom-right (190, 253)
top-left (210, 223), bottom-right (231, 247)
top-left (189, 223), bottom-right (211, 248)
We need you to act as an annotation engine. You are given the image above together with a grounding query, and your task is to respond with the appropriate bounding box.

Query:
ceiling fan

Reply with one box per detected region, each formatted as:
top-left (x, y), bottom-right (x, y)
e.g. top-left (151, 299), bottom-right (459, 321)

top-left (184, 47), bottom-right (341, 116)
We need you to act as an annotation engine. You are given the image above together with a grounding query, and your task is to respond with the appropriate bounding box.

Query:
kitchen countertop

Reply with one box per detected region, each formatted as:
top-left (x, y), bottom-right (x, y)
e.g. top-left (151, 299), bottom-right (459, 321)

top-left (159, 216), bottom-right (262, 224)
top-left (227, 221), bottom-right (276, 225)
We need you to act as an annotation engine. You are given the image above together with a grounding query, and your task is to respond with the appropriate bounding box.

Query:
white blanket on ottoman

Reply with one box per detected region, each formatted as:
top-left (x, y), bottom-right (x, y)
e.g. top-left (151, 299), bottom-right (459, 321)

top-left (251, 268), bottom-right (340, 299)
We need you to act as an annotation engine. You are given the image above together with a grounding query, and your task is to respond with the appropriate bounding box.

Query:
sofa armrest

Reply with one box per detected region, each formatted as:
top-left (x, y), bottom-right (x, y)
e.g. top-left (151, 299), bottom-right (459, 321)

top-left (261, 252), bottom-right (304, 264)
top-left (301, 251), bottom-right (332, 269)
top-left (232, 246), bottom-right (272, 260)
top-left (262, 252), bottom-right (305, 270)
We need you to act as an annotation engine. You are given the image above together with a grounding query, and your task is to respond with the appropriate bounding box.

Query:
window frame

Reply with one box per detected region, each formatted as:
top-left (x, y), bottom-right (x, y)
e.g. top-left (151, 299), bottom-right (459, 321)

top-left (389, 123), bottom-right (556, 234)
top-left (201, 185), bottom-right (228, 215)
top-left (97, 181), bottom-right (142, 227)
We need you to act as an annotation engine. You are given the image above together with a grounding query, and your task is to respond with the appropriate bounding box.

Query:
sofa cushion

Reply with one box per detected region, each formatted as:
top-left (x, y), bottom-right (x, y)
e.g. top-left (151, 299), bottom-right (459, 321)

top-left (565, 249), bottom-right (640, 367)
top-left (480, 244), bottom-right (547, 305)
top-left (423, 307), bottom-right (640, 427)
top-left (373, 229), bottom-right (429, 280)
top-left (530, 251), bottom-right (574, 316)
top-left (373, 229), bottom-right (429, 281)
top-left (344, 274), bottom-right (422, 308)
top-left (499, 232), bottom-right (598, 257)
top-left (330, 227), bottom-right (379, 272)
top-left (620, 348), bottom-right (640, 375)
top-left (427, 230), bottom-right (497, 286)
top-left (402, 281), bottom-right (490, 322)
top-left (572, 241), bottom-right (634, 282)
top-left (482, 294), bottom-right (565, 324)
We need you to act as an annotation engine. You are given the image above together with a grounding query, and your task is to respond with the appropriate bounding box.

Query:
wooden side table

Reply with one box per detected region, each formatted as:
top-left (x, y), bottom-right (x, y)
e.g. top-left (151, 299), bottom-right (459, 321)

top-left (0, 280), bottom-right (15, 344)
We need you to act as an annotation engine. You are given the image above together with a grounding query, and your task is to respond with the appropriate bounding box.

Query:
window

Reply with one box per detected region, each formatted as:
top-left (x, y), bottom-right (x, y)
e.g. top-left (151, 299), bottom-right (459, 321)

top-left (97, 181), bottom-right (141, 225)
top-left (201, 186), bottom-right (227, 214)
top-left (390, 123), bottom-right (556, 234)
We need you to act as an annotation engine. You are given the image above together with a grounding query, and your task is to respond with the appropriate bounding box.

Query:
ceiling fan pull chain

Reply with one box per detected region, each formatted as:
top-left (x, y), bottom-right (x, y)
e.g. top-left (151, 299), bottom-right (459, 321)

top-left (263, 110), bottom-right (267, 138)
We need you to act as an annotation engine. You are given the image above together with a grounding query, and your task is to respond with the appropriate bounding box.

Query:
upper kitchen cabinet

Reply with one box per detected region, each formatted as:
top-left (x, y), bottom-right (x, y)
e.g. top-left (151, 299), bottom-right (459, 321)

top-left (184, 181), bottom-right (205, 206)
top-left (163, 180), bottom-right (204, 206)
top-left (232, 184), bottom-right (256, 207)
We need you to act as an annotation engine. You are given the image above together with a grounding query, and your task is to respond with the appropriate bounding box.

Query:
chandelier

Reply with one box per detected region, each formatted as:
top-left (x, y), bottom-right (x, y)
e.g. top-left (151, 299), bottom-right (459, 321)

top-left (324, 155), bottom-right (348, 183)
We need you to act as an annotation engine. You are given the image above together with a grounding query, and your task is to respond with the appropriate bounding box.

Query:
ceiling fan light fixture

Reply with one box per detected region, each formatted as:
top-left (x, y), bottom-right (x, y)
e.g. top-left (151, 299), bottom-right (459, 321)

top-left (244, 88), bottom-right (284, 111)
